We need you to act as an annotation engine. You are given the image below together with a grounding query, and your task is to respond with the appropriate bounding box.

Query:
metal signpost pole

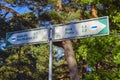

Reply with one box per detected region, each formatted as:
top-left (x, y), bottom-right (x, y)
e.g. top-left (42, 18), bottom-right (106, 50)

top-left (49, 25), bottom-right (53, 80)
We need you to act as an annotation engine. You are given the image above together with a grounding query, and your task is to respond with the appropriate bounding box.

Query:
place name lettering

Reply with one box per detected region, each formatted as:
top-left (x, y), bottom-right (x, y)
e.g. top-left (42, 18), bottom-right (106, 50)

top-left (16, 32), bottom-right (39, 41)
top-left (17, 36), bottom-right (37, 41)
top-left (65, 27), bottom-right (74, 34)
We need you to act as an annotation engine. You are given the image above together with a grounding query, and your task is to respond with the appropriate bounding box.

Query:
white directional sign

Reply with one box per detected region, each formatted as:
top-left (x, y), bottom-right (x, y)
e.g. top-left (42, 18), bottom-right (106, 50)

top-left (6, 16), bottom-right (109, 47)
top-left (6, 28), bottom-right (48, 47)
top-left (54, 16), bottom-right (109, 41)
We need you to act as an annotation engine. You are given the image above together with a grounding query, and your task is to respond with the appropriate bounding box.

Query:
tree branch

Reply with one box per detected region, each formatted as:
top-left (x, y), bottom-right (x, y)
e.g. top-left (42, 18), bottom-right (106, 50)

top-left (91, 4), bottom-right (98, 18)
top-left (0, 5), bottom-right (36, 28)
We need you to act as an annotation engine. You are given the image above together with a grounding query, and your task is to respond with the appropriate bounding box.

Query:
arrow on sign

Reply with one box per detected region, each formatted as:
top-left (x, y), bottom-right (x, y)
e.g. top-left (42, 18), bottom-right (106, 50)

top-left (78, 20), bottom-right (106, 36)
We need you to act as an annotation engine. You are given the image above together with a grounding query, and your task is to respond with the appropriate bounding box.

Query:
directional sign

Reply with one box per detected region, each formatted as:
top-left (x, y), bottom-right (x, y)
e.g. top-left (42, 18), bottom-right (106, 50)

top-left (54, 16), bottom-right (109, 41)
top-left (6, 28), bottom-right (48, 47)
top-left (6, 16), bottom-right (109, 47)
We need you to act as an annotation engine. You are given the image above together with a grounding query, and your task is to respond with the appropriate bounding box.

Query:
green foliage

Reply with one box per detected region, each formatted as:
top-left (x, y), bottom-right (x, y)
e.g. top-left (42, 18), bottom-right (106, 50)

top-left (22, 12), bottom-right (38, 26)
top-left (47, 9), bottom-right (82, 24)
top-left (4, 0), bottom-right (16, 4)
top-left (48, 0), bottom-right (57, 5)
top-left (74, 0), bottom-right (99, 5)
top-left (77, 44), bottom-right (88, 60)
top-left (80, 0), bottom-right (99, 5)
top-left (113, 41), bottom-right (120, 64)
top-left (47, 10), bottom-right (65, 23)
top-left (0, 0), bottom-right (120, 79)
top-left (0, 44), bottom-right (50, 80)
top-left (110, 12), bottom-right (120, 29)
top-left (75, 30), bottom-right (120, 79)
top-left (84, 73), bottom-right (100, 80)
top-left (84, 71), bottom-right (119, 80)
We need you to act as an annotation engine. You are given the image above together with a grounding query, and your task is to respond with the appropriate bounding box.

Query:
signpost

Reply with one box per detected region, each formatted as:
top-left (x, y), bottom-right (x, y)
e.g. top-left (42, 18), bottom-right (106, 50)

top-left (6, 16), bottom-right (109, 80)
top-left (48, 26), bottom-right (53, 80)
top-left (6, 16), bottom-right (109, 46)
top-left (6, 28), bottom-right (48, 47)
top-left (54, 16), bottom-right (109, 41)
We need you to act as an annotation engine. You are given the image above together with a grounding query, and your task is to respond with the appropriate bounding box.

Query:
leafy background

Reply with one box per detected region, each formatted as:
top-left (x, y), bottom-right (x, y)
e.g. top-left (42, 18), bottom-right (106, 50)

top-left (0, 0), bottom-right (120, 80)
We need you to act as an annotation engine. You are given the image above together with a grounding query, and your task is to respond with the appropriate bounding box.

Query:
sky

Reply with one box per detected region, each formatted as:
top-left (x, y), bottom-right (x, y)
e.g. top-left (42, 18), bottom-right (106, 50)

top-left (2, 0), bottom-right (31, 14)
top-left (1, 0), bottom-right (70, 15)
top-left (11, 6), bottom-right (31, 14)
top-left (6, 6), bottom-right (31, 18)
top-left (1, 1), bottom-right (31, 18)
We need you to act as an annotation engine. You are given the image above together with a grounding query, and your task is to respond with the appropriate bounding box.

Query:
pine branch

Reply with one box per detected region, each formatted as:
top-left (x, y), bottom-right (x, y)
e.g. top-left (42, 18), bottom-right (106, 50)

top-left (0, 5), bottom-right (36, 28)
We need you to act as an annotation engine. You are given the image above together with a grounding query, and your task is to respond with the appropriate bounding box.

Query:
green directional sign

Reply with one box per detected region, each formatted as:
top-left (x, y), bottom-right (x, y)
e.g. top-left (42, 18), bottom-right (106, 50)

top-left (54, 16), bottom-right (109, 41)
top-left (6, 28), bottom-right (48, 47)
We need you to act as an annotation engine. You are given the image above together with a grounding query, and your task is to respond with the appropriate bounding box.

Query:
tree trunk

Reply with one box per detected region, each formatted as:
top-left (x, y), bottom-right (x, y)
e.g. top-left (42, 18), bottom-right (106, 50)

top-left (62, 40), bottom-right (79, 80)
top-left (55, 1), bottom-right (79, 79)
top-left (91, 4), bottom-right (98, 18)
top-left (56, 0), bottom-right (62, 11)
